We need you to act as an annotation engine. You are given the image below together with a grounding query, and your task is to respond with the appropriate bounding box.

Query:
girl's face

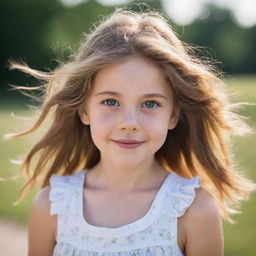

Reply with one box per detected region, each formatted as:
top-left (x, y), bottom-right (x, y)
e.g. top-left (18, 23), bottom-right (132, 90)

top-left (80, 55), bottom-right (179, 166)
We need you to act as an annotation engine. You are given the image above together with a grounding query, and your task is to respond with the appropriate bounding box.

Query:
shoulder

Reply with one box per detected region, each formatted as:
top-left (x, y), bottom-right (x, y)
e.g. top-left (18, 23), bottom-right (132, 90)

top-left (33, 186), bottom-right (51, 209)
top-left (30, 186), bottom-right (57, 233)
top-left (181, 187), bottom-right (224, 256)
top-left (28, 186), bottom-right (57, 255)
top-left (185, 187), bottom-right (221, 219)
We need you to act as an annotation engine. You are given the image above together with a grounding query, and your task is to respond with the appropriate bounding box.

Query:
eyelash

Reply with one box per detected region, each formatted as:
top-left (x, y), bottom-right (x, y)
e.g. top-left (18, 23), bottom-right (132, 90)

top-left (100, 98), bottom-right (161, 108)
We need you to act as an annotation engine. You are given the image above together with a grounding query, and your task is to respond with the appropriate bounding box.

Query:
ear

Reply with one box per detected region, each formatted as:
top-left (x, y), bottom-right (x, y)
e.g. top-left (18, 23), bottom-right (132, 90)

top-left (168, 107), bottom-right (180, 130)
top-left (78, 107), bottom-right (90, 125)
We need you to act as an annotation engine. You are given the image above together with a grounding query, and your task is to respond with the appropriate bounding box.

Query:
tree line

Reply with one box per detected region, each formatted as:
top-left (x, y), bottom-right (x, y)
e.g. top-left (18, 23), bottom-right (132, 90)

top-left (1, 0), bottom-right (255, 99)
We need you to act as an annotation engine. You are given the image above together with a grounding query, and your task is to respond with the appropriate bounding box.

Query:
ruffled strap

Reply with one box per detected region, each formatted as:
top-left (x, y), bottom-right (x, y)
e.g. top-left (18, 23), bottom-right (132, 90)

top-left (166, 172), bottom-right (201, 217)
top-left (49, 171), bottom-right (85, 215)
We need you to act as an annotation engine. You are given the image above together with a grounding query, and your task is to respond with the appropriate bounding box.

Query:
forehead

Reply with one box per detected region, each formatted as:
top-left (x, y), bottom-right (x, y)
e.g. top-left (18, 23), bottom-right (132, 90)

top-left (91, 55), bottom-right (172, 96)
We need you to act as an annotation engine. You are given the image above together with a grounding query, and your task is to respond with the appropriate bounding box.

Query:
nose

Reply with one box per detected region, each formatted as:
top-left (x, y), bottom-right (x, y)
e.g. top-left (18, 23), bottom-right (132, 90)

top-left (118, 108), bottom-right (140, 132)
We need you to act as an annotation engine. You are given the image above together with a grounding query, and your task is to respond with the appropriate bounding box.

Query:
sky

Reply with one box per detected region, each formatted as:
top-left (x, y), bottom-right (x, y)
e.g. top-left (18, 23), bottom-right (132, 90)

top-left (61, 0), bottom-right (256, 27)
top-left (161, 0), bottom-right (256, 27)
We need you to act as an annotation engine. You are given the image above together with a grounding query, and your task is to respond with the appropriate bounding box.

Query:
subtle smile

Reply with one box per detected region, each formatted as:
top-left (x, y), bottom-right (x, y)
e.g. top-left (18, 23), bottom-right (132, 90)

top-left (111, 139), bottom-right (145, 149)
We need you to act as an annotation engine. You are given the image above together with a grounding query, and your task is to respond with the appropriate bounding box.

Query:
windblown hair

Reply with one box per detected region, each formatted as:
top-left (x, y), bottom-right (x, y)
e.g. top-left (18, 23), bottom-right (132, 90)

top-left (7, 9), bottom-right (255, 223)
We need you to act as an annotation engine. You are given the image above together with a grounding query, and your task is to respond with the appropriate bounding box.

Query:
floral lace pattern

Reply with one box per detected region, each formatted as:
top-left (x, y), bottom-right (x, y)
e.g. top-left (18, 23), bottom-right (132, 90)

top-left (49, 170), bottom-right (201, 255)
top-left (53, 243), bottom-right (182, 256)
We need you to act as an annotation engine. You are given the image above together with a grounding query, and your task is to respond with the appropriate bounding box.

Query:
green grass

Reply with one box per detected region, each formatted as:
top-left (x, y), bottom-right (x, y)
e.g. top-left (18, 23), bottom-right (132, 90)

top-left (0, 75), bottom-right (256, 255)
top-left (221, 75), bottom-right (256, 255)
top-left (0, 109), bottom-right (38, 223)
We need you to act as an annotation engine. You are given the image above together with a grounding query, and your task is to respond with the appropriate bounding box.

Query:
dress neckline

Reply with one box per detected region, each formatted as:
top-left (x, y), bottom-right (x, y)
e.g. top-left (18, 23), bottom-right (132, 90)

top-left (79, 170), bottom-right (174, 237)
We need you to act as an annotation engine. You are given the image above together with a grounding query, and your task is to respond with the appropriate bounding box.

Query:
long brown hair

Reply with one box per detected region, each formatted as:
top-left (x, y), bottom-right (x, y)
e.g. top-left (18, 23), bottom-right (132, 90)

top-left (7, 9), bottom-right (255, 223)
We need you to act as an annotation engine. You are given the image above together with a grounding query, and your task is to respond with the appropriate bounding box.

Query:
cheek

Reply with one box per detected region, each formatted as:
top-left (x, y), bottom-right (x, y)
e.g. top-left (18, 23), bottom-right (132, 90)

top-left (144, 114), bottom-right (170, 142)
top-left (147, 113), bottom-right (170, 136)
top-left (150, 122), bottom-right (169, 141)
top-left (91, 111), bottom-right (116, 128)
top-left (150, 125), bottom-right (169, 153)
top-left (144, 111), bottom-right (170, 130)
top-left (88, 111), bottom-right (115, 144)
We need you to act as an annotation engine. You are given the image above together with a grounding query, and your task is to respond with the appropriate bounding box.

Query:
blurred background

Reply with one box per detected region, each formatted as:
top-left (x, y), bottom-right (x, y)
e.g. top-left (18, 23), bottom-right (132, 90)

top-left (0, 0), bottom-right (255, 255)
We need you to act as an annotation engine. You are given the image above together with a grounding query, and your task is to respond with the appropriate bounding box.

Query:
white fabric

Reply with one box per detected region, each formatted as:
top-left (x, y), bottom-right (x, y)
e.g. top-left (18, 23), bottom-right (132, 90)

top-left (49, 170), bottom-right (201, 256)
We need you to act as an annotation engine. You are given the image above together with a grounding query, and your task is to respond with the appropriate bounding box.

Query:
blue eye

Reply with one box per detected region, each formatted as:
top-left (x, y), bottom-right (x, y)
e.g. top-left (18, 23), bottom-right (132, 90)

top-left (101, 99), bottom-right (119, 106)
top-left (101, 99), bottom-right (160, 108)
top-left (141, 100), bottom-right (160, 108)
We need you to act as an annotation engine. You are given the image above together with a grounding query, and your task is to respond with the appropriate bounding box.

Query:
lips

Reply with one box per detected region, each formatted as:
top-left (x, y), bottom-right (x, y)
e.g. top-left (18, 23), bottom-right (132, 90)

top-left (113, 139), bottom-right (143, 144)
top-left (111, 139), bottom-right (144, 149)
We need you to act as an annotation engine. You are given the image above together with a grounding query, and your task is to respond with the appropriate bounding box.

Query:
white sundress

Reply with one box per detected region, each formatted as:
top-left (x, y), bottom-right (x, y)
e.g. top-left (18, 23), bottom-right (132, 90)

top-left (49, 170), bottom-right (201, 256)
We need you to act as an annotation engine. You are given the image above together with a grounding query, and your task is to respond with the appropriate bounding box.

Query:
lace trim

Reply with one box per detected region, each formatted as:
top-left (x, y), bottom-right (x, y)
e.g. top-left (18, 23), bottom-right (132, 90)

top-left (166, 172), bottom-right (201, 217)
top-left (49, 171), bottom-right (84, 215)
top-left (53, 241), bottom-right (184, 255)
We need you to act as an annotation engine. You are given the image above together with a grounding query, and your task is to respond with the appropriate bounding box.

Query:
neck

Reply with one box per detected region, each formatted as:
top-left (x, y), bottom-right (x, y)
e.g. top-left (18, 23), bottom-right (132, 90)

top-left (87, 157), bottom-right (167, 192)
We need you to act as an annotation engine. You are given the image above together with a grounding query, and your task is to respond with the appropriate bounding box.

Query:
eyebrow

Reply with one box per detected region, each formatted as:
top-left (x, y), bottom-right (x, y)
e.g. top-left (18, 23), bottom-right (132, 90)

top-left (94, 91), bottom-right (168, 101)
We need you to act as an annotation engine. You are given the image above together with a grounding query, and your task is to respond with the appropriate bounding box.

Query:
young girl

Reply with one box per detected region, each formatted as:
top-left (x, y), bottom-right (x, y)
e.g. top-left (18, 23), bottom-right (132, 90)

top-left (8, 8), bottom-right (255, 256)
